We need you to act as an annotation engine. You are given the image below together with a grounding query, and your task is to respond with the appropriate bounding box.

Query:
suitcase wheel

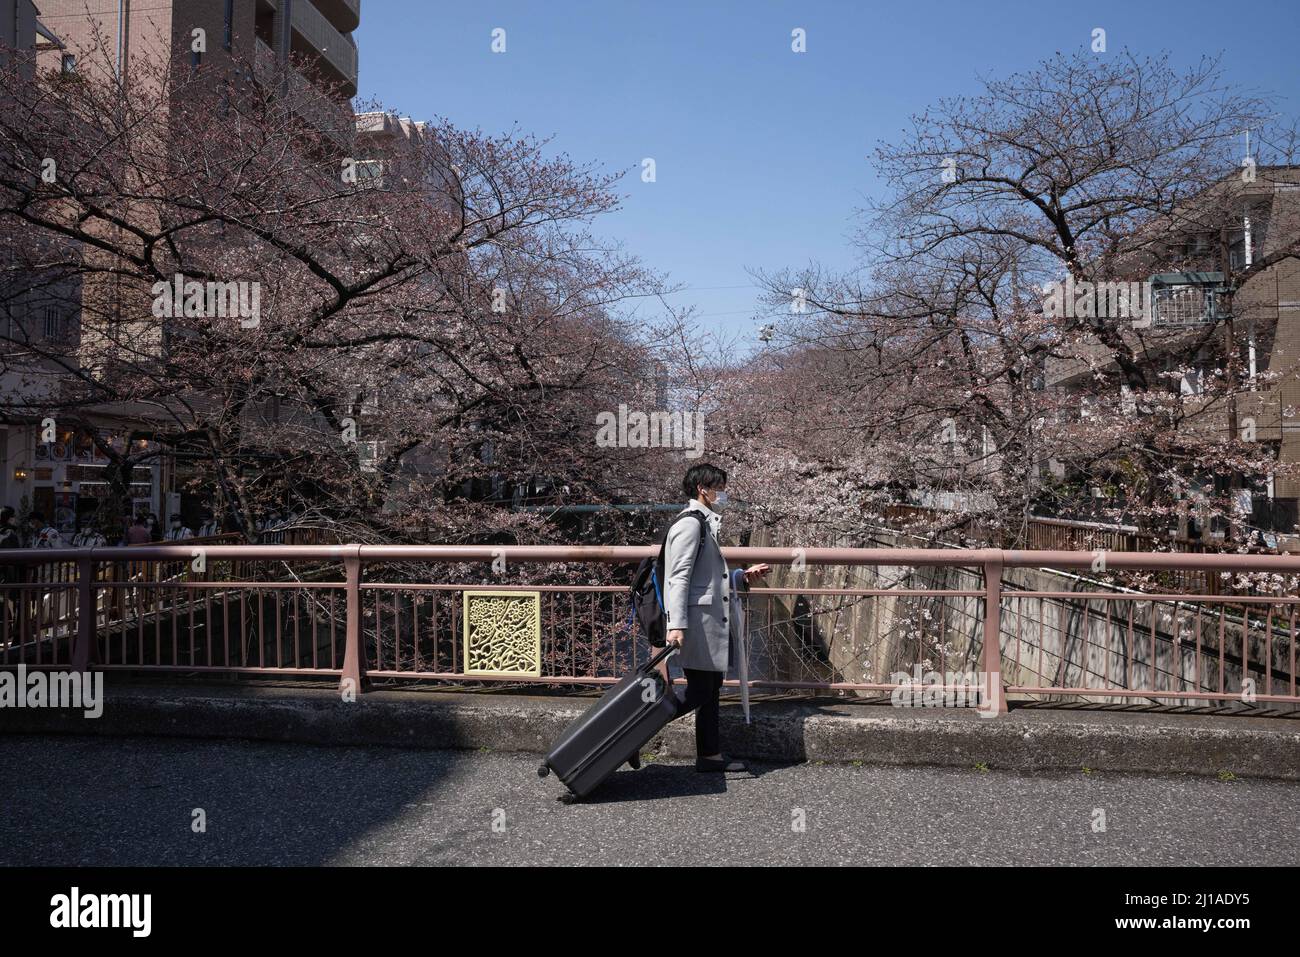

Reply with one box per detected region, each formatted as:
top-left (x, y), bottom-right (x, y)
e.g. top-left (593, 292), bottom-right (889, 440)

top-left (537, 761), bottom-right (551, 778)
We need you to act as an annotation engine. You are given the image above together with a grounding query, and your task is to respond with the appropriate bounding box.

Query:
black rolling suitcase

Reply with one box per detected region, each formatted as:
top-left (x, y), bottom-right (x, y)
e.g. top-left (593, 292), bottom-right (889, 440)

top-left (538, 646), bottom-right (679, 798)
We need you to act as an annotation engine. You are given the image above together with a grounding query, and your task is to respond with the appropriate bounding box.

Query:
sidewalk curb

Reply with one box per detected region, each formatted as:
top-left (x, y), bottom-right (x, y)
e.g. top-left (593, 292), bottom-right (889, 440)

top-left (2, 681), bottom-right (1297, 780)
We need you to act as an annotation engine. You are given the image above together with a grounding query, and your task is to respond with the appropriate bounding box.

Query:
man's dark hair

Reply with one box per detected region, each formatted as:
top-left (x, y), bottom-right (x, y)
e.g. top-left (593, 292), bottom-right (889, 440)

top-left (681, 463), bottom-right (728, 500)
top-left (0, 506), bottom-right (13, 523)
top-left (133, 514), bottom-right (146, 525)
top-left (29, 512), bottom-right (44, 523)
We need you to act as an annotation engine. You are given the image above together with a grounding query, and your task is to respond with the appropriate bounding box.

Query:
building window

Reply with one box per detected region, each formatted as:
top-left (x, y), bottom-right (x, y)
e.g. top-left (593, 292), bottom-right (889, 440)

top-left (355, 160), bottom-right (385, 189)
top-left (224, 0), bottom-right (234, 50)
top-left (191, 49), bottom-right (202, 68)
top-left (61, 54), bottom-right (76, 74)
top-left (1153, 284), bottom-right (1219, 327)
top-left (42, 307), bottom-right (61, 342)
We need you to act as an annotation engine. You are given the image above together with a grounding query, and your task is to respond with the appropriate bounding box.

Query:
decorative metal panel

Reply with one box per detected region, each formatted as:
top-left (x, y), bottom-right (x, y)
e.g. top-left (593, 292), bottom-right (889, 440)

top-left (462, 591), bottom-right (542, 677)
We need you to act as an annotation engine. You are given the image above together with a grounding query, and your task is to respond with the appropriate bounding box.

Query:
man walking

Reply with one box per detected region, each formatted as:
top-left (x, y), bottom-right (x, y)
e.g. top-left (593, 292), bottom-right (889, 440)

top-left (663, 463), bottom-right (767, 773)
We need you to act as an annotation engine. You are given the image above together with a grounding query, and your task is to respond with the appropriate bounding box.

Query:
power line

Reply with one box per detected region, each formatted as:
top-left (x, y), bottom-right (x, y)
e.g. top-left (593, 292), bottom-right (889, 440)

top-left (661, 284), bottom-right (765, 293)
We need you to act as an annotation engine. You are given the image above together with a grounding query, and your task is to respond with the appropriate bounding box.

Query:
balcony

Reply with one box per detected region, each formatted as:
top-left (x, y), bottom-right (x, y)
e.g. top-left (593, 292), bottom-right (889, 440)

top-left (253, 38), bottom-right (353, 144)
top-left (311, 0), bottom-right (361, 33)
top-left (292, 0), bottom-right (358, 96)
top-left (1149, 272), bottom-right (1229, 327)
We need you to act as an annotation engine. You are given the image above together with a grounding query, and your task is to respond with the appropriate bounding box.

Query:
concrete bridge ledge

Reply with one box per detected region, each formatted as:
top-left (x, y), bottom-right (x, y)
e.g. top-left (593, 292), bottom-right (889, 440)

top-left (1, 679), bottom-right (1297, 781)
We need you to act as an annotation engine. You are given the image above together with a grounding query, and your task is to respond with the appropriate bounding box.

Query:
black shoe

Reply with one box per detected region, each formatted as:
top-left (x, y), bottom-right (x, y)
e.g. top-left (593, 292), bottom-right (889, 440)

top-left (695, 755), bottom-right (748, 773)
top-left (627, 753), bottom-right (642, 770)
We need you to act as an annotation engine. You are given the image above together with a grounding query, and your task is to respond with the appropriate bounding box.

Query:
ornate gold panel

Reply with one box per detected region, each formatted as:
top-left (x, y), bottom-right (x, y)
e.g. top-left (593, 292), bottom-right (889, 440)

top-left (462, 590), bottom-right (542, 677)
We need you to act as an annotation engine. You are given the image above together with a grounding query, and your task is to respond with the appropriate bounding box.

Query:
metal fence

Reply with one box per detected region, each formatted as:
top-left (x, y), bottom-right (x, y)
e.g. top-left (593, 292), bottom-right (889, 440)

top-left (1, 544), bottom-right (1297, 712)
top-left (883, 504), bottom-right (1243, 594)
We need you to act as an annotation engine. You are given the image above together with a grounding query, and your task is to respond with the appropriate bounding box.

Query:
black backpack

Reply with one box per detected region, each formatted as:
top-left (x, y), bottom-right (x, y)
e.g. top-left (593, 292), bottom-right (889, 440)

top-left (629, 509), bottom-right (709, 647)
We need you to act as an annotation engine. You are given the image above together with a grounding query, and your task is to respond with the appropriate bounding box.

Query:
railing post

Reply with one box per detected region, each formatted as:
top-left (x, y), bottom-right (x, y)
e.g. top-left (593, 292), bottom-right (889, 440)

top-left (72, 555), bottom-right (97, 672)
top-left (981, 556), bottom-right (1008, 716)
top-left (340, 550), bottom-right (369, 694)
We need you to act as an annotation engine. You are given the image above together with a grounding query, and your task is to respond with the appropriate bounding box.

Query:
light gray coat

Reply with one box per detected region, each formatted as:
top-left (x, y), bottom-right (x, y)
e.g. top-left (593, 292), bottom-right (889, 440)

top-left (663, 499), bottom-right (731, 672)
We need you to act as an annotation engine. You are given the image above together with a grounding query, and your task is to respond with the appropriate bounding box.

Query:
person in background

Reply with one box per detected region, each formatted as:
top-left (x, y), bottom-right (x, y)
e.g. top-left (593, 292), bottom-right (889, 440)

top-left (196, 509), bottom-right (221, 539)
top-left (27, 513), bottom-right (62, 549)
top-left (165, 515), bottom-right (193, 541)
top-left (71, 522), bottom-right (107, 547)
top-left (125, 514), bottom-right (151, 545)
top-left (146, 513), bottom-right (161, 542)
top-left (0, 508), bottom-right (19, 550)
top-left (0, 507), bottom-right (21, 626)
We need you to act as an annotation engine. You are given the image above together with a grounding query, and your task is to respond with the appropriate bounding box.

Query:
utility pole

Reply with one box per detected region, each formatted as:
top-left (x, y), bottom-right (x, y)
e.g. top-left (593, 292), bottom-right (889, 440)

top-left (1220, 219), bottom-right (1241, 544)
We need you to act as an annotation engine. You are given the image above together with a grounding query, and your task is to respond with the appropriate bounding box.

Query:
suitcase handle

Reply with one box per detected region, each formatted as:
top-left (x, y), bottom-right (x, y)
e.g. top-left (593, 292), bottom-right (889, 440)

top-left (642, 643), bottom-right (679, 671)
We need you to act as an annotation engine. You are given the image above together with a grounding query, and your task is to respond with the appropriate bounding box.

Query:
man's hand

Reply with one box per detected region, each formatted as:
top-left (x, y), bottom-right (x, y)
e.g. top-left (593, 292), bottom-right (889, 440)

top-left (743, 563), bottom-right (770, 583)
top-left (659, 631), bottom-right (684, 687)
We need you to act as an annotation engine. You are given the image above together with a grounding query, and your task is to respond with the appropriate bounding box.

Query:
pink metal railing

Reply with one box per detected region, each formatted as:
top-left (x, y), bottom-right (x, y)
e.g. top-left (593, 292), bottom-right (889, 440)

top-left (0, 544), bottom-right (1297, 711)
top-left (883, 503), bottom-right (1230, 593)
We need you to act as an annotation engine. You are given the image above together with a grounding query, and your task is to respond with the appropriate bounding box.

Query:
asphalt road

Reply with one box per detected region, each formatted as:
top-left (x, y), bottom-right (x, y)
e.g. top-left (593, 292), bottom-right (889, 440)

top-left (2, 735), bottom-right (1295, 866)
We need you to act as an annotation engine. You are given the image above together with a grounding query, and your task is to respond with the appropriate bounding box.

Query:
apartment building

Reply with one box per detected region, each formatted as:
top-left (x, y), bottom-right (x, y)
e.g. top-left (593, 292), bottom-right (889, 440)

top-left (1, 1), bottom-right (362, 536)
top-left (33, 0), bottom-right (356, 94)
top-left (0, 1), bottom-right (77, 527)
top-left (1044, 166), bottom-right (1300, 539)
top-left (1, 0), bottom-right (64, 75)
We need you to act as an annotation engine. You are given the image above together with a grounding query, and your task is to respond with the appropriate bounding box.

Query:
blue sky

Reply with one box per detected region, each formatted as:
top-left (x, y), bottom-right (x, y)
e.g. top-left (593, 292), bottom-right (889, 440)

top-left (355, 0), bottom-right (1300, 345)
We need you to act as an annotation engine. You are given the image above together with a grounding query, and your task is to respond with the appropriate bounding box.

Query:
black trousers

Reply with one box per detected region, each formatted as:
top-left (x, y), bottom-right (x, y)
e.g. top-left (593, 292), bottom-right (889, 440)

top-left (676, 668), bottom-right (724, 756)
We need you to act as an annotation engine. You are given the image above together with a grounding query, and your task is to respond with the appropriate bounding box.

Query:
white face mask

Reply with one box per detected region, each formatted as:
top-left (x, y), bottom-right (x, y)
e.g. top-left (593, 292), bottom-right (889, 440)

top-left (710, 490), bottom-right (729, 510)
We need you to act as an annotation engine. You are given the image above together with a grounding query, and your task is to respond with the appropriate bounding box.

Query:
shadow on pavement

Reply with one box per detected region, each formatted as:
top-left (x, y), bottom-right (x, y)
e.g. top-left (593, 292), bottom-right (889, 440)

top-left (554, 759), bottom-right (790, 805)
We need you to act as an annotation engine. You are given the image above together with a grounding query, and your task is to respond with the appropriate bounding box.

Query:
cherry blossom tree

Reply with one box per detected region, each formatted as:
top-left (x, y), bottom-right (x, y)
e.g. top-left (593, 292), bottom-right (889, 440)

top-left (721, 51), bottom-right (1300, 565)
top-left (0, 30), bottom-right (687, 549)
